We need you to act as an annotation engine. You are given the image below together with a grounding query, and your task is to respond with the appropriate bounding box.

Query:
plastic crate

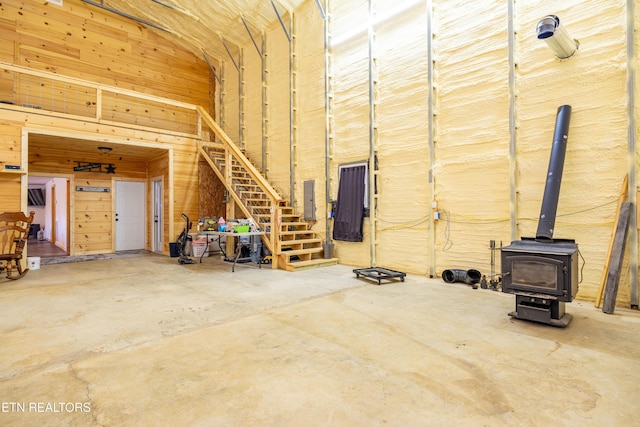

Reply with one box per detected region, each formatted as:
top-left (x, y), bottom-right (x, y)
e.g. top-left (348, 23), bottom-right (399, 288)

top-left (27, 257), bottom-right (41, 270)
top-left (193, 243), bottom-right (208, 257)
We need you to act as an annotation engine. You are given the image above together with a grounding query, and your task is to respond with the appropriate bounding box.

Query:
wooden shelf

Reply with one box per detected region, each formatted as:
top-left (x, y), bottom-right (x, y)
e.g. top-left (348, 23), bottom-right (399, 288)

top-left (1, 169), bottom-right (26, 175)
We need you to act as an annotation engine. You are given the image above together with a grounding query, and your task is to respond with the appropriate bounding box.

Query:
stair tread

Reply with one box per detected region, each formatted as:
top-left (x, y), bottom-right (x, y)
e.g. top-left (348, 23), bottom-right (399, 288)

top-left (280, 238), bottom-right (322, 245)
top-left (201, 141), bottom-right (338, 272)
top-left (287, 257), bottom-right (338, 265)
top-left (279, 230), bottom-right (316, 235)
top-left (253, 210), bottom-right (294, 214)
top-left (281, 247), bottom-right (323, 256)
top-left (284, 258), bottom-right (339, 271)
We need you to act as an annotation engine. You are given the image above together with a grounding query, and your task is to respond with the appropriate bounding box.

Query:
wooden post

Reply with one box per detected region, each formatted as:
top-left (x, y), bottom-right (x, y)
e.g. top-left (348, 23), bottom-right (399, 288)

top-left (602, 202), bottom-right (632, 314)
top-left (270, 204), bottom-right (281, 270)
top-left (595, 175), bottom-right (628, 308)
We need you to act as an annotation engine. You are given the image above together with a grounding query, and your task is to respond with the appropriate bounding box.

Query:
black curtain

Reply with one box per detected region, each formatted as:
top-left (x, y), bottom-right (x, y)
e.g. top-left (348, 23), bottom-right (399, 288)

top-left (333, 165), bottom-right (366, 242)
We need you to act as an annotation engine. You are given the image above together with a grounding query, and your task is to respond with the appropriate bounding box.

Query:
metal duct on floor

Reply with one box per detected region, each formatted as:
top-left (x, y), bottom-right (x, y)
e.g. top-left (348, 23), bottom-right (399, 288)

top-left (442, 269), bottom-right (481, 285)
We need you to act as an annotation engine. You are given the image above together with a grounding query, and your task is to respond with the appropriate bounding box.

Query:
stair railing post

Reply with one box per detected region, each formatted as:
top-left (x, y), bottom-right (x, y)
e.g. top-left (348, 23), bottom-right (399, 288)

top-left (270, 201), bottom-right (281, 269)
top-left (224, 146), bottom-right (233, 188)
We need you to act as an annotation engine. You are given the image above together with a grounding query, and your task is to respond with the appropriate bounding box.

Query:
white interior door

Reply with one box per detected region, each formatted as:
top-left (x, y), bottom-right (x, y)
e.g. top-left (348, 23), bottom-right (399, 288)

top-left (152, 179), bottom-right (162, 253)
top-left (115, 181), bottom-right (146, 251)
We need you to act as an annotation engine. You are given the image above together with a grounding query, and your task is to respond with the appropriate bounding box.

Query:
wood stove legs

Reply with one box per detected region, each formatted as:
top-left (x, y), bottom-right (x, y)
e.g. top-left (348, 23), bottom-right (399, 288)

top-left (509, 294), bottom-right (573, 327)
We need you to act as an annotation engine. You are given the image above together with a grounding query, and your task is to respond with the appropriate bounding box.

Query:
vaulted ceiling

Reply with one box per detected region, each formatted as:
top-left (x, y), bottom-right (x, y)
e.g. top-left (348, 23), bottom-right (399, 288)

top-left (80, 0), bottom-right (308, 64)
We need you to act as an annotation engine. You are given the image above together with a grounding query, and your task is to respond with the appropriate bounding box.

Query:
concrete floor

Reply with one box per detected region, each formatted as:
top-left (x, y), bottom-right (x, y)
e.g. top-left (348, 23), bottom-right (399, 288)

top-left (0, 253), bottom-right (639, 426)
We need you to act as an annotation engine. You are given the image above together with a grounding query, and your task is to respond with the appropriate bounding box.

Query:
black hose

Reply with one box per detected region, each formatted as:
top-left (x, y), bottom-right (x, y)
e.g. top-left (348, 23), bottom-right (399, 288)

top-left (442, 269), bottom-right (482, 285)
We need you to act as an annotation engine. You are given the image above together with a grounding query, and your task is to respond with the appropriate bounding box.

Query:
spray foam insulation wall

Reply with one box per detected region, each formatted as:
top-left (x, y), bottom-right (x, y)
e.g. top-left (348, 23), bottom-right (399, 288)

top-left (264, 19), bottom-right (294, 200)
top-left (275, 0), bottom-right (634, 304)
top-left (243, 35), bottom-right (264, 174)
top-left (241, 0), bottom-right (329, 238)
top-left (374, 0), bottom-right (431, 274)
top-left (515, 1), bottom-right (629, 302)
top-left (433, 0), bottom-right (512, 274)
top-left (221, 54), bottom-right (241, 152)
top-left (329, 0), bottom-right (372, 267)
top-left (232, 0), bottom-right (637, 303)
top-left (101, 0), bottom-right (306, 60)
top-left (293, 2), bottom-right (329, 229)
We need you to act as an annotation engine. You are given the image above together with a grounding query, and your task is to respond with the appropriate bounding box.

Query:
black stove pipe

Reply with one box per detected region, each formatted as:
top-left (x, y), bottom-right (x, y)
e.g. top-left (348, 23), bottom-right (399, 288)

top-left (536, 105), bottom-right (572, 241)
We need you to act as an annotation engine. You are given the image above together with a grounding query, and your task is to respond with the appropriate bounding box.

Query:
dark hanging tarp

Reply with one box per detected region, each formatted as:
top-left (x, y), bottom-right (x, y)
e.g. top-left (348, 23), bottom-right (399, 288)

top-left (333, 165), bottom-right (366, 242)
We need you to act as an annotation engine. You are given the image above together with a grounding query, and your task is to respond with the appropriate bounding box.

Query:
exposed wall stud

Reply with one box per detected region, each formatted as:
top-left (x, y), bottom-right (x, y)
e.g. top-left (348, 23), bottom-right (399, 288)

top-left (508, 0), bottom-right (517, 241)
top-left (626, 0), bottom-right (638, 308)
top-left (427, 0), bottom-right (435, 278)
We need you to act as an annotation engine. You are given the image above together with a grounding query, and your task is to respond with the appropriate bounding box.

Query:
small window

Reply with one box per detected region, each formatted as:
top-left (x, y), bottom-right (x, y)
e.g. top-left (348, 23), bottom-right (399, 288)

top-left (28, 188), bottom-right (46, 206)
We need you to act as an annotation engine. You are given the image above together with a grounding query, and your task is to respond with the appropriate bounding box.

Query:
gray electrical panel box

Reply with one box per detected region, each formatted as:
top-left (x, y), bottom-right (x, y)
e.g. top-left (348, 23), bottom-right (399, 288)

top-left (304, 180), bottom-right (315, 220)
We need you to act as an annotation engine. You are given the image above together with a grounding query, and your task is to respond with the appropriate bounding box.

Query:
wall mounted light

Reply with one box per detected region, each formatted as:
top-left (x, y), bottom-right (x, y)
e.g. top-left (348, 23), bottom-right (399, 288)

top-left (98, 146), bottom-right (112, 154)
top-left (536, 15), bottom-right (579, 59)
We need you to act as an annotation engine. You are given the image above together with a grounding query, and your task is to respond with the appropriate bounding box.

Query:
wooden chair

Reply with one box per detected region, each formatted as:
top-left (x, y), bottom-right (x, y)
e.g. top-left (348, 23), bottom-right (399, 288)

top-left (0, 211), bottom-right (35, 280)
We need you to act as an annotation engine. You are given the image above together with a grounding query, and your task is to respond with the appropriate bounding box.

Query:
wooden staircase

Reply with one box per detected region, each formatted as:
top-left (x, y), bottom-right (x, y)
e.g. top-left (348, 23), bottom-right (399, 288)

top-left (196, 107), bottom-right (338, 272)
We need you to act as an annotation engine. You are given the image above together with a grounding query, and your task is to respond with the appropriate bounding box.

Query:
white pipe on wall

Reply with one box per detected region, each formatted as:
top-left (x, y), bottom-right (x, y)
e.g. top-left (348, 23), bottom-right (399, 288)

top-left (536, 15), bottom-right (578, 59)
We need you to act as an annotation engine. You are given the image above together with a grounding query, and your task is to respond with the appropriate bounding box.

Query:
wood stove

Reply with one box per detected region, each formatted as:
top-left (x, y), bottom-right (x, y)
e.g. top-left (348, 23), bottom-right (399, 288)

top-left (501, 105), bottom-right (578, 327)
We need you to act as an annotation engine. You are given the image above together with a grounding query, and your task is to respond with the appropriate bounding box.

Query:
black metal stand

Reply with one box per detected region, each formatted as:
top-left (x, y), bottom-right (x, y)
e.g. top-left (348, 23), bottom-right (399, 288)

top-left (353, 267), bottom-right (406, 285)
top-left (197, 232), bottom-right (264, 272)
top-left (229, 238), bottom-right (262, 272)
top-left (199, 235), bottom-right (226, 263)
top-left (509, 293), bottom-right (572, 328)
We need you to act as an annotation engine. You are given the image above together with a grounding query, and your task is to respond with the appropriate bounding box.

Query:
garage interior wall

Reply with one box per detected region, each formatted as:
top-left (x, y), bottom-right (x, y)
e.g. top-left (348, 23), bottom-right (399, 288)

top-left (0, 0), bottom-right (638, 308)
top-left (236, 0), bottom-right (638, 306)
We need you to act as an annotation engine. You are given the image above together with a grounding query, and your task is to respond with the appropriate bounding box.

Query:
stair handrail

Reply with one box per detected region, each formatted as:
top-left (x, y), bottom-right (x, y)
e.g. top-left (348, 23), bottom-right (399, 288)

top-left (196, 143), bottom-right (254, 220)
top-left (197, 106), bottom-right (282, 203)
top-left (197, 142), bottom-right (280, 260)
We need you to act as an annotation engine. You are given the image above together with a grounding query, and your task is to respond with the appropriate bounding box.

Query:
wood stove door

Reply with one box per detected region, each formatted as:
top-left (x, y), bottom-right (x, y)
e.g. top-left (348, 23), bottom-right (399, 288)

top-left (504, 255), bottom-right (565, 297)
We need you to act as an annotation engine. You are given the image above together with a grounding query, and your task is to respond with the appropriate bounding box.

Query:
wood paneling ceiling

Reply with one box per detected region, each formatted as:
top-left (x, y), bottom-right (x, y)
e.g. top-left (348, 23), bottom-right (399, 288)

top-left (29, 134), bottom-right (168, 163)
top-left (83, 0), bottom-right (308, 63)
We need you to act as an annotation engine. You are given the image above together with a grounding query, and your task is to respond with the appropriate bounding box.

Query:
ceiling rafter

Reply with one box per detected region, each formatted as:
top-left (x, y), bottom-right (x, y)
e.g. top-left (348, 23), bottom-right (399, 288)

top-left (149, 0), bottom-right (201, 21)
top-left (80, 0), bottom-right (307, 63)
top-left (80, 0), bottom-right (171, 32)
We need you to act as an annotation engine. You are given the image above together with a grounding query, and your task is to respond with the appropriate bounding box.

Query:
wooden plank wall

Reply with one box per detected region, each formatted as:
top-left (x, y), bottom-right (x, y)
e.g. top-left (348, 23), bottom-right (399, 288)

top-left (0, 120), bottom-right (22, 167)
top-left (0, 121), bottom-right (23, 211)
top-left (74, 180), bottom-right (113, 254)
top-left (0, 0), bottom-right (210, 106)
top-left (0, 0), bottom-right (213, 255)
top-left (0, 174), bottom-right (21, 212)
top-left (29, 140), bottom-right (147, 255)
top-left (29, 148), bottom-right (148, 179)
top-left (198, 158), bottom-right (226, 221)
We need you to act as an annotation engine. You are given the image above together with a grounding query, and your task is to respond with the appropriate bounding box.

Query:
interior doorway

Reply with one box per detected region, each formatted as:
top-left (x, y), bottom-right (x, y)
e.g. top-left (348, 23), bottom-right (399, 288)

top-left (115, 180), bottom-right (146, 251)
top-left (27, 132), bottom-right (172, 257)
top-left (152, 178), bottom-right (163, 253)
top-left (27, 175), bottom-right (71, 258)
